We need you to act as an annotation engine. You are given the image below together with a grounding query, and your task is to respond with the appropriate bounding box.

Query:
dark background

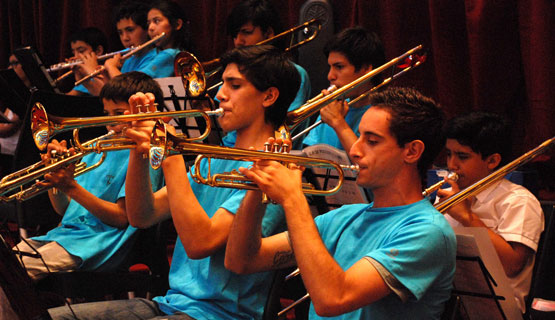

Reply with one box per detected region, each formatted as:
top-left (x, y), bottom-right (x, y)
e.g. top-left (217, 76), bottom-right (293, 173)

top-left (0, 0), bottom-right (553, 194)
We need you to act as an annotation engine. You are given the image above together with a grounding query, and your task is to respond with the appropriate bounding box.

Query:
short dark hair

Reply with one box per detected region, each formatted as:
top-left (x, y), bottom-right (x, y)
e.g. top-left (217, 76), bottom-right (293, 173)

top-left (149, 0), bottom-right (191, 50)
top-left (100, 71), bottom-right (164, 109)
top-left (68, 27), bottom-right (108, 53)
top-left (369, 87), bottom-right (445, 179)
top-left (324, 26), bottom-right (385, 84)
top-left (226, 0), bottom-right (282, 41)
top-left (445, 112), bottom-right (512, 167)
top-left (219, 45), bottom-right (300, 129)
top-left (113, 0), bottom-right (149, 30)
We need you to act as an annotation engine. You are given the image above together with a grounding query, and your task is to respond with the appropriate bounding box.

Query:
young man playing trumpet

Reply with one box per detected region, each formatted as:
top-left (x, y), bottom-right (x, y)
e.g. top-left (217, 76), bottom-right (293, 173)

top-left (49, 45), bottom-right (300, 320)
top-left (437, 111), bottom-right (544, 313)
top-left (14, 72), bottom-right (164, 281)
top-left (302, 26), bottom-right (385, 154)
top-left (225, 87), bottom-right (456, 319)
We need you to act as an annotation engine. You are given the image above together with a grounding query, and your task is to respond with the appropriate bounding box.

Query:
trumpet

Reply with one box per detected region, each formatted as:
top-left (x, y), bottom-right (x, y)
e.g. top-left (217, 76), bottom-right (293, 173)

top-left (174, 19), bottom-right (322, 97)
top-left (149, 120), bottom-right (358, 199)
top-left (422, 171), bottom-right (458, 197)
top-left (282, 45), bottom-right (426, 141)
top-left (0, 130), bottom-right (125, 202)
top-left (74, 33), bottom-right (166, 86)
top-left (30, 102), bottom-right (223, 150)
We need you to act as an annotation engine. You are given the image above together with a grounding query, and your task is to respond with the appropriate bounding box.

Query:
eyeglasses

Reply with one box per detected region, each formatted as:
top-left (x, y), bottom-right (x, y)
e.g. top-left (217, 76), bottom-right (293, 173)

top-left (8, 60), bottom-right (20, 67)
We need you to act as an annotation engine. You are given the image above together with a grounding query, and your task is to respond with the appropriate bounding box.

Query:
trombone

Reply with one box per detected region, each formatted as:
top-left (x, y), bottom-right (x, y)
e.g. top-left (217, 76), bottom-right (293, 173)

top-left (174, 19), bottom-right (322, 97)
top-left (278, 136), bottom-right (555, 316)
top-left (74, 33), bottom-right (166, 86)
top-left (290, 47), bottom-right (427, 141)
top-left (149, 120), bottom-right (358, 200)
top-left (0, 130), bottom-right (124, 202)
top-left (30, 102), bottom-right (223, 151)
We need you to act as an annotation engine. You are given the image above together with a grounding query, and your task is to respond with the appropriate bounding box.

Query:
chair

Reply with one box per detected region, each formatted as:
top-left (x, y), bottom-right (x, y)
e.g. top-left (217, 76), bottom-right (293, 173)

top-left (36, 221), bottom-right (170, 305)
top-left (263, 267), bottom-right (310, 320)
top-left (525, 202), bottom-right (555, 318)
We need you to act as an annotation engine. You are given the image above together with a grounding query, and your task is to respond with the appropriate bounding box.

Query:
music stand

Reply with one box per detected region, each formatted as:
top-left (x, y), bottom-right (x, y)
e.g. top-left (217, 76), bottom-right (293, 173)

top-left (14, 46), bottom-right (60, 93)
top-left (0, 69), bottom-right (31, 120)
top-left (453, 228), bottom-right (523, 320)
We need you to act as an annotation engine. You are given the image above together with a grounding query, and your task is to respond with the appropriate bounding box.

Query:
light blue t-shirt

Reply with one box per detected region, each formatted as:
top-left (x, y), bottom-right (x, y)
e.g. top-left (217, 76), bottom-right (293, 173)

top-left (312, 199), bottom-right (456, 319)
top-left (120, 48), bottom-right (157, 74)
top-left (32, 149), bottom-right (164, 271)
top-left (138, 47), bottom-right (180, 78)
top-left (153, 157), bottom-right (284, 320)
top-left (221, 62), bottom-right (311, 147)
top-left (302, 103), bottom-right (371, 151)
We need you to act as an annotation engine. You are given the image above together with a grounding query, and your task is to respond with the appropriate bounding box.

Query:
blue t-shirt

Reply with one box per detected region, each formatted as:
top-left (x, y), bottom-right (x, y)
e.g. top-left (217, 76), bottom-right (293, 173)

top-left (221, 62), bottom-right (311, 147)
top-left (121, 48), bottom-right (157, 74)
top-left (302, 103), bottom-right (371, 151)
top-left (32, 149), bottom-right (164, 271)
top-left (312, 199), bottom-right (456, 319)
top-left (138, 47), bottom-right (180, 78)
top-left (153, 157), bottom-right (284, 320)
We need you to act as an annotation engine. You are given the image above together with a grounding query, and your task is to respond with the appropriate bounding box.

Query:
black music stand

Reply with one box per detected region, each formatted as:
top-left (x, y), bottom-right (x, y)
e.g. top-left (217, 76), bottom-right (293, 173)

top-left (14, 46), bottom-right (60, 93)
top-left (0, 69), bottom-right (31, 120)
top-left (453, 228), bottom-right (523, 320)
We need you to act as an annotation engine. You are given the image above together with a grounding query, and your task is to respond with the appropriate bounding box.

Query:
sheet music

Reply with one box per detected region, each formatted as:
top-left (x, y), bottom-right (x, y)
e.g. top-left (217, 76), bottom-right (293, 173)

top-left (454, 227), bottom-right (522, 320)
top-left (300, 143), bottom-right (368, 205)
top-left (155, 77), bottom-right (196, 136)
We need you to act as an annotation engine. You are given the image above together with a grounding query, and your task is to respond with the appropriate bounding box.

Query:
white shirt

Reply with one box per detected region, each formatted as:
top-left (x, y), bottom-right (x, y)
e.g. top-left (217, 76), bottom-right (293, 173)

top-left (443, 179), bottom-right (544, 312)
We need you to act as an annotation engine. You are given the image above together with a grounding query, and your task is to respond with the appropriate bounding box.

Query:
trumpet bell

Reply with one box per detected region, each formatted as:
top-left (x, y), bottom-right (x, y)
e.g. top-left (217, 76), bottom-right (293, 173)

top-left (31, 102), bottom-right (51, 150)
top-left (174, 51), bottom-right (207, 98)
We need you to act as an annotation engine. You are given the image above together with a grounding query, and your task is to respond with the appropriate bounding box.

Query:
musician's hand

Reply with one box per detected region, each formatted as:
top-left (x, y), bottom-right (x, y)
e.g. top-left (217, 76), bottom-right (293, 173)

top-left (38, 140), bottom-right (78, 191)
top-left (436, 177), bottom-right (473, 225)
top-left (41, 140), bottom-right (69, 161)
top-left (239, 137), bottom-right (304, 205)
top-left (104, 54), bottom-right (122, 73)
top-left (125, 92), bottom-right (159, 155)
top-left (320, 99), bottom-right (349, 129)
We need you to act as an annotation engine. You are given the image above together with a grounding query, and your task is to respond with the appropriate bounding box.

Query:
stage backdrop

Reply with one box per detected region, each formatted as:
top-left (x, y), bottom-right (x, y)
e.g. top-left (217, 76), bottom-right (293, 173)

top-left (0, 0), bottom-right (553, 156)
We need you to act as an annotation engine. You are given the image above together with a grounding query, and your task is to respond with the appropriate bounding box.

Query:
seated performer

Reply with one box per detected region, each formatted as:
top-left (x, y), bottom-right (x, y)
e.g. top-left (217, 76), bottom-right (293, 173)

top-left (48, 45), bottom-right (300, 319)
top-left (13, 71), bottom-right (165, 281)
top-left (66, 27), bottom-right (109, 96)
top-left (222, 0), bottom-right (311, 147)
top-left (104, 0), bottom-right (188, 81)
top-left (302, 26), bottom-right (385, 154)
top-left (225, 87), bottom-right (457, 319)
top-left (437, 111), bottom-right (544, 312)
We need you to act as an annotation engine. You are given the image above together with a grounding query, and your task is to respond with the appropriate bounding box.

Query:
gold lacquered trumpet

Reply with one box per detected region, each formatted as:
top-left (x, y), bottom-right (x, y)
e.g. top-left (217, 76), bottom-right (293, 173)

top-left (0, 130), bottom-right (123, 202)
top-left (30, 102), bottom-right (223, 150)
top-left (149, 120), bottom-right (358, 198)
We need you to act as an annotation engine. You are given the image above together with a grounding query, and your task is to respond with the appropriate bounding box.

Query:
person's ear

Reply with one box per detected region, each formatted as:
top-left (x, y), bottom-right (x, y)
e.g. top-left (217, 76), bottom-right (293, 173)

top-left (485, 153), bottom-right (502, 170)
top-left (175, 18), bottom-right (183, 31)
top-left (264, 27), bottom-right (275, 39)
top-left (261, 87), bottom-right (279, 108)
top-left (95, 45), bottom-right (105, 55)
top-left (403, 140), bottom-right (425, 164)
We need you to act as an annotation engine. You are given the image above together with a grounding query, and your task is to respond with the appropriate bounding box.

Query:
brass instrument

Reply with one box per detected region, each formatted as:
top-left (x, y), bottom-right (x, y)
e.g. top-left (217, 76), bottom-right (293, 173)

top-left (74, 33), bottom-right (166, 86)
top-left (284, 45), bottom-right (426, 141)
top-left (31, 102), bottom-right (223, 150)
top-left (174, 19), bottom-right (322, 96)
top-left (291, 47), bottom-right (426, 141)
top-left (149, 120), bottom-right (358, 198)
top-left (422, 171), bottom-right (458, 197)
top-left (435, 136), bottom-right (555, 213)
top-left (0, 130), bottom-right (122, 202)
top-left (278, 136), bottom-right (555, 315)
